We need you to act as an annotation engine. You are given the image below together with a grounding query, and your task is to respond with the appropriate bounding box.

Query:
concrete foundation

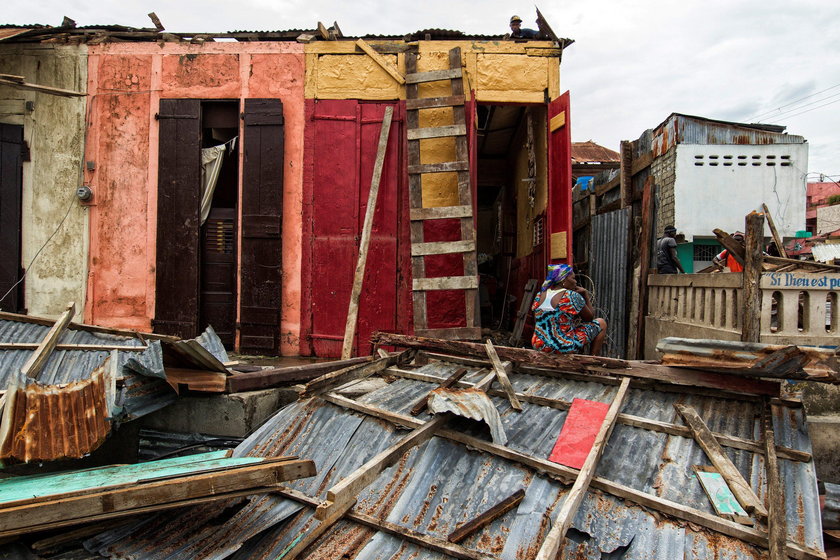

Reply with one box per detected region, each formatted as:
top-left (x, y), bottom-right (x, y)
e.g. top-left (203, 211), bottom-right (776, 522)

top-left (141, 388), bottom-right (300, 438)
top-left (806, 415), bottom-right (840, 485)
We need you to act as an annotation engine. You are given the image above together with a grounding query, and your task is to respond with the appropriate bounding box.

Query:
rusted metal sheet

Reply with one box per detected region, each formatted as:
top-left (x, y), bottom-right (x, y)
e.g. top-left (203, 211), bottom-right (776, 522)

top-left (571, 141), bottom-right (620, 164)
top-left (0, 360), bottom-right (110, 462)
top-left (428, 387), bottom-right (507, 444)
top-left (590, 208), bottom-right (630, 358)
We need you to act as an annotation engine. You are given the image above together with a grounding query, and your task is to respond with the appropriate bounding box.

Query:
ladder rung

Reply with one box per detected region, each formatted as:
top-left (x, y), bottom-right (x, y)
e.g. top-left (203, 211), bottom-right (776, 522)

top-left (416, 327), bottom-right (482, 340)
top-left (408, 161), bottom-right (469, 174)
top-left (406, 95), bottom-right (466, 110)
top-left (413, 276), bottom-right (479, 291)
top-left (405, 68), bottom-right (462, 84)
top-left (410, 205), bottom-right (473, 221)
top-left (411, 240), bottom-right (475, 257)
top-left (407, 125), bottom-right (466, 140)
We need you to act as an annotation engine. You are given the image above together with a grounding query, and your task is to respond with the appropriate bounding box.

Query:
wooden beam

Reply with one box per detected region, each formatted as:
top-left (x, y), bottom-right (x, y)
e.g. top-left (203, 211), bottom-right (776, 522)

top-left (355, 39), bottom-right (405, 84)
top-left (405, 95), bottom-right (466, 110)
top-left (410, 367), bottom-right (468, 416)
top-left (320, 393), bottom-right (823, 560)
top-left (226, 356), bottom-right (372, 392)
top-left (314, 413), bottom-right (450, 521)
top-left (164, 368), bottom-right (227, 392)
top-left (763, 255), bottom-right (840, 272)
top-left (619, 140), bottom-right (632, 208)
top-left (316, 21), bottom-right (330, 39)
top-left (484, 340), bottom-right (521, 411)
top-left (342, 106), bottom-right (394, 359)
top-left (21, 302), bottom-right (75, 379)
top-left (448, 489), bottom-right (525, 543)
top-left (302, 349), bottom-right (415, 397)
top-left (0, 77), bottom-right (85, 98)
top-left (742, 211), bottom-right (765, 343)
top-left (405, 68), bottom-right (463, 84)
top-left (0, 343), bottom-right (146, 352)
top-left (674, 404), bottom-right (767, 519)
top-left (762, 203), bottom-right (788, 259)
top-left (535, 378), bottom-right (631, 560)
top-left (407, 124), bottom-right (467, 140)
top-left (631, 176), bottom-right (654, 359)
top-left (764, 402), bottom-right (787, 560)
top-left (713, 228), bottom-right (747, 266)
top-left (410, 205), bottom-right (473, 221)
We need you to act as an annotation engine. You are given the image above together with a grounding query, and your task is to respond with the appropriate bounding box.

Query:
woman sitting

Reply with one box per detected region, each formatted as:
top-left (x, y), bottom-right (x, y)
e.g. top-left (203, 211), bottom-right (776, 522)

top-left (531, 264), bottom-right (607, 356)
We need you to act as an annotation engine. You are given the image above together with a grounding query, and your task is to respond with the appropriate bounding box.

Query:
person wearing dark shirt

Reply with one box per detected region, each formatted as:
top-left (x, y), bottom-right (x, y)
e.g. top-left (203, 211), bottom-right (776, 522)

top-left (509, 15), bottom-right (540, 38)
top-left (656, 225), bottom-right (685, 274)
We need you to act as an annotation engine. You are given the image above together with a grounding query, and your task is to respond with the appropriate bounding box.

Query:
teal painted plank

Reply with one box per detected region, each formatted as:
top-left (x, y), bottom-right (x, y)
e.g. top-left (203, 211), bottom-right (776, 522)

top-left (0, 452), bottom-right (266, 505)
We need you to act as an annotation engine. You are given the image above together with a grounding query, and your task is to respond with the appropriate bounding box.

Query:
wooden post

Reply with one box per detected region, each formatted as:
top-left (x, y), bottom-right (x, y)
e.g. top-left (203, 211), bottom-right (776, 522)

top-left (341, 106), bottom-right (394, 359)
top-left (631, 176), bottom-right (654, 359)
top-left (763, 402), bottom-right (787, 560)
top-left (742, 212), bottom-right (765, 343)
top-left (619, 140), bottom-right (632, 208)
top-left (21, 302), bottom-right (75, 378)
top-left (762, 203), bottom-right (788, 258)
top-left (535, 378), bottom-right (631, 560)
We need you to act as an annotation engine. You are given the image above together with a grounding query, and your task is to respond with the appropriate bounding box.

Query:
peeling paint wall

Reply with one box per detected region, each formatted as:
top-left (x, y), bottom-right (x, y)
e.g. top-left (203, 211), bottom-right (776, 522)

top-left (85, 43), bottom-right (305, 354)
top-left (0, 44), bottom-right (88, 318)
top-left (513, 108), bottom-right (548, 258)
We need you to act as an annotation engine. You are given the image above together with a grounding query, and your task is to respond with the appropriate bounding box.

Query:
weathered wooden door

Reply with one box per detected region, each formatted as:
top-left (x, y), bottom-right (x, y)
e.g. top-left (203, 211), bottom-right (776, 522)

top-left (0, 124), bottom-right (24, 313)
top-left (547, 92), bottom-right (573, 265)
top-left (200, 207), bottom-right (237, 346)
top-left (154, 99), bottom-right (201, 339)
top-left (302, 100), bottom-right (406, 357)
top-left (239, 98), bottom-right (284, 354)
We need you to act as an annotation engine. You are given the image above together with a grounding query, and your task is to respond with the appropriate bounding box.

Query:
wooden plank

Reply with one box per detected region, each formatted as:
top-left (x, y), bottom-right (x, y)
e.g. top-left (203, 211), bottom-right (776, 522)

top-left (316, 21), bottom-right (330, 39)
top-left (405, 68), bottom-right (463, 84)
top-left (302, 350), bottom-right (415, 397)
top-left (674, 404), bottom-right (767, 518)
top-left (0, 77), bottom-right (84, 98)
top-left (355, 39), bottom-right (405, 84)
top-left (407, 124), bottom-right (466, 140)
top-left (0, 343), bottom-right (147, 352)
top-left (280, 498), bottom-right (347, 560)
top-left (415, 327), bottom-right (482, 340)
top-left (764, 403), bottom-right (787, 560)
top-left (319, 394), bottom-right (824, 560)
top-left (341, 106), bottom-right (394, 360)
top-left (762, 203), bottom-right (789, 259)
top-left (0, 311), bottom-right (173, 340)
top-left (713, 228), bottom-right (747, 266)
top-left (632, 176), bottom-right (654, 359)
top-left (448, 488), bottom-right (525, 543)
top-left (408, 160), bottom-right (469, 174)
top-left (405, 95), bottom-right (466, 110)
top-left (278, 487), bottom-right (494, 560)
top-left (742, 212), bottom-right (764, 343)
top-left (535, 378), bottom-right (631, 560)
top-left (412, 276), bottom-right (479, 291)
top-left (411, 240), bottom-right (475, 257)
top-left (510, 279), bottom-right (538, 346)
top-left (406, 51), bottom-right (428, 333)
top-left (164, 368), bottom-right (227, 392)
top-left (619, 140), bottom-right (632, 208)
top-left (763, 255), bottom-right (840, 272)
top-left (314, 413), bottom-right (449, 521)
top-left (0, 460), bottom-right (315, 536)
top-left (484, 340), bottom-right (521, 411)
top-left (410, 205), bottom-right (473, 221)
top-left (410, 368), bottom-right (468, 416)
top-left (225, 356), bottom-right (372, 392)
top-left (21, 302), bottom-right (75, 379)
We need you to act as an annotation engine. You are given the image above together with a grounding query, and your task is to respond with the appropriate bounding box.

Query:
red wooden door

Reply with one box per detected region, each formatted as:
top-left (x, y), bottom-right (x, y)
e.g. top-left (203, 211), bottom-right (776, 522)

top-left (547, 92), bottom-right (573, 265)
top-left (240, 98), bottom-right (284, 354)
top-left (0, 124), bottom-right (24, 313)
top-left (302, 100), bottom-right (406, 357)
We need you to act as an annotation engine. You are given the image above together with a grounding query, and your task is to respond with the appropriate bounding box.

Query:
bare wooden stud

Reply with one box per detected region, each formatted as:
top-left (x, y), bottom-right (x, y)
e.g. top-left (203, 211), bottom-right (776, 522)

top-left (448, 488), bottom-right (525, 543)
top-left (484, 340), bottom-right (522, 411)
top-left (355, 39), bottom-right (405, 84)
top-left (762, 203), bottom-right (788, 259)
top-left (764, 403), bottom-right (787, 560)
top-left (21, 302), bottom-right (76, 379)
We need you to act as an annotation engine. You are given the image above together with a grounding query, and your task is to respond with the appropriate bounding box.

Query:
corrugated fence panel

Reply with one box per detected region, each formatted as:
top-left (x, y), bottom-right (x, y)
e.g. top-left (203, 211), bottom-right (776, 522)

top-left (590, 208), bottom-right (630, 358)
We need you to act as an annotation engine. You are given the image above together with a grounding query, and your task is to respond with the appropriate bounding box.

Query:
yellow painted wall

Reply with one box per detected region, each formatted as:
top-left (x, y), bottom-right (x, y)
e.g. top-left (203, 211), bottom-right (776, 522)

top-left (304, 40), bottom-right (559, 212)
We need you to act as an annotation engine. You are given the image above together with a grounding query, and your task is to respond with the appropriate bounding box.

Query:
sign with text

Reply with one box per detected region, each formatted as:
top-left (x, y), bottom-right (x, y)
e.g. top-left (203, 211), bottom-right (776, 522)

top-left (761, 272), bottom-right (840, 290)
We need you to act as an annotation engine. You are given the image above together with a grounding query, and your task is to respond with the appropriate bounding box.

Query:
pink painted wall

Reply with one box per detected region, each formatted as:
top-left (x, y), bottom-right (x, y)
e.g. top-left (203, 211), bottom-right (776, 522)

top-left (84, 42), bottom-right (305, 354)
top-left (807, 182), bottom-right (840, 220)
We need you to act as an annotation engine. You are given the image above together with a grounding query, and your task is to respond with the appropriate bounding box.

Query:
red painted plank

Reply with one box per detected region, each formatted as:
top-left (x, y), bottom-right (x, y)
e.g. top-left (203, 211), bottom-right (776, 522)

top-left (549, 398), bottom-right (610, 469)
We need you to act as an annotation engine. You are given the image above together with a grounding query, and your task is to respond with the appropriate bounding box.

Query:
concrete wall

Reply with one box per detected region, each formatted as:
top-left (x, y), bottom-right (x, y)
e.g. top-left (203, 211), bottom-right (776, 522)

top-left (0, 44), bottom-right (88, 318)
top-left (651, 146), bottom-right (677, 236)
top-left (674, 143), bottom-right (808, 240)
top-left (817, 204), bottom-right (840, 236)
top-left (84, 43), bottom-right (305, 354)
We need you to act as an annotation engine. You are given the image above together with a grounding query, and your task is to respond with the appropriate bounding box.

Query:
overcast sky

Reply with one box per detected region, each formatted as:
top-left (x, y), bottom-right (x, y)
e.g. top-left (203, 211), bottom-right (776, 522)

top-left (8, 0), bottom-right (840, 179)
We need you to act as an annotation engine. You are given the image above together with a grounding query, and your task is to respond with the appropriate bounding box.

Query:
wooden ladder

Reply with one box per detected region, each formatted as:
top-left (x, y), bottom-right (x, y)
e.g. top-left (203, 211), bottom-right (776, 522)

top-left (405, 47), bottom-right (480, 340)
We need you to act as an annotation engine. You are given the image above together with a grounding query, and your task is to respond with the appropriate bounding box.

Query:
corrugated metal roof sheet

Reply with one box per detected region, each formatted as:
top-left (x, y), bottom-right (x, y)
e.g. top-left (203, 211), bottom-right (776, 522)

top-left (812, 243), bottom-right (840, 263)
top-left (571, 141), bottom-right (620, 164)
top-left (82, 357), bottom-right (823, 560)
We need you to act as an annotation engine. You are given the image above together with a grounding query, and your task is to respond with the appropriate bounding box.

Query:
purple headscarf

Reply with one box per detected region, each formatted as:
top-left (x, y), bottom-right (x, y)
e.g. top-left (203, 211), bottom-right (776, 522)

top-left (540, 264), bottom-right (573, 292)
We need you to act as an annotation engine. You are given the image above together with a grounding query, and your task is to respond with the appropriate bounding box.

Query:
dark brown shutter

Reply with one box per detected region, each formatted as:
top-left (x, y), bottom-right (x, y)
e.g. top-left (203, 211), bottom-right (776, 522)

top-left (240, 99), bottom-right (284, 354)
top-left (153, 99), bottom-right (201, 339)
top-left (0, 124), bottom-right (24, 314)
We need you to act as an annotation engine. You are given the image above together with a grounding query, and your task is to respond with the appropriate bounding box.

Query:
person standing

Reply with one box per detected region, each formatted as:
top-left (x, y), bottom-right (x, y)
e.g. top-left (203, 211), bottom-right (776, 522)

top-left (656, 225), bottom-right (685, 274)
top-left (713, 232), bottom-right (745, 272)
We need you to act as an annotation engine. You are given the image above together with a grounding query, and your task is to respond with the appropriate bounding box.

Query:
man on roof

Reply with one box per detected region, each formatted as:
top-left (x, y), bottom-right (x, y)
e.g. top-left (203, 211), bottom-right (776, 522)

top-left (509, 15), bottom-right (540, 39)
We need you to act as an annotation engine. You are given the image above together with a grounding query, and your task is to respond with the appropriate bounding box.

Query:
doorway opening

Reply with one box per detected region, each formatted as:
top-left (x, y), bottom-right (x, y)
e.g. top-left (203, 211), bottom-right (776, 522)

top-left (474, 103), bottom-right (548, 337)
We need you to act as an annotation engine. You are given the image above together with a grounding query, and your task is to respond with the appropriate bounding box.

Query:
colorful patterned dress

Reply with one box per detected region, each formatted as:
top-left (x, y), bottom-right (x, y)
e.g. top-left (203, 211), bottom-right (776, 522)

top-left (531, 288), bottom-right (602, 354)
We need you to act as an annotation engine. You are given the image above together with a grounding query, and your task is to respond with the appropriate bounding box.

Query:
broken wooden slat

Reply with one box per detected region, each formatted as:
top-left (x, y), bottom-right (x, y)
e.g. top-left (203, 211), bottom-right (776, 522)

top-left (484, 340), bottom-right (521, 411)
top-left (675, 404), bottom-right (767, 519)
top-left (764, 403), bottom-right (787, 560)
top-left (535, 378), bottom-right (631, 560)
top-left (411, 240), bottom-right (476, 257)
top-left (409, 205), bottom-right (473, 221)
top-left (415, 327), bottom-right (483, 340)
top-left (164, 368), bottom-right (227, 392)
top-left (448, 488), bottom-right (525, 543)
top-left (303, 350), bottom-right (415, 397)
top-left (405, 68), bottom-right (463, 84)
top-left (405, 95), bottom-right (466, 110)
top-left (407, 160), bottom-right (469, 174)
top-left (713, 228), bottom-right (747, 266)
top-left (407, 124), bottom-right (467, 141)
top-left (314, 413), bottom-right (450, 521)
top-left (226, 356), bottom-right (372, 392)
top-left (316, 21), bottom-right (330, 39)
top-left (412, 276), bottom-right (479, 291)
top-left (410, 367), bottom-right (468, 416)
top-left (355, 39), bottom-right (405, 84)
top-left (21, 302), bottom-right (76, 379)
top-left (320, 393), bottom-right (823, 560)
top-left (762, 203), bottom-right (789, 259)
top-left (341, 106), bottom-right (394, 360)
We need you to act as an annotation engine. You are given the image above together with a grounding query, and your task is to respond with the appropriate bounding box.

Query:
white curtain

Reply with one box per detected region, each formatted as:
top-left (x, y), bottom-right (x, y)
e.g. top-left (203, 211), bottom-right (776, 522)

top-left (200, 143), bottom-right (228, 225)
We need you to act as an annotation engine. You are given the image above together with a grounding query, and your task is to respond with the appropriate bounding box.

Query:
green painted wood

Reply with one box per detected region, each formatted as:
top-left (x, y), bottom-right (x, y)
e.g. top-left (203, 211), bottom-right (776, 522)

top-left (0, 452), bottom-right (266, 504)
